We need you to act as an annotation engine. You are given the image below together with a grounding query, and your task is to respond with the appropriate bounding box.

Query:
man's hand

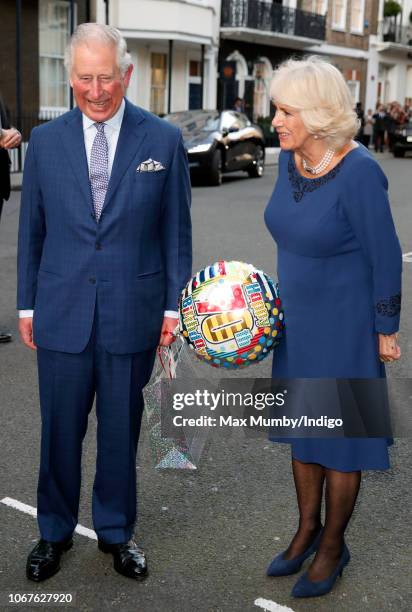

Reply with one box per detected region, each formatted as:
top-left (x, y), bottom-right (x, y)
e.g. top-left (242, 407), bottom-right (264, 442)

top-left (0, 127), bottom-right (22, 149)
top-left (19, 317), bottom-right (36, 350)
top-left (159, 316), bottom-right (178, 347)
top-left (378, 333), bottom-right (401, 363)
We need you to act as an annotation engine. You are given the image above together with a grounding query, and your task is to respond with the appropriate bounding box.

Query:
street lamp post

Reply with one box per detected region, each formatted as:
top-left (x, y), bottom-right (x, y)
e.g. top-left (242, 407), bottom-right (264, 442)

top-left (15, 0), bottom-right (22, 170)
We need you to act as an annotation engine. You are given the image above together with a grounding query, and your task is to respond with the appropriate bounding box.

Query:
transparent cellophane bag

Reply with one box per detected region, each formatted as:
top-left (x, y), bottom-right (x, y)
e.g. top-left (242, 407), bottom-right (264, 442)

top-left (144, 336), bottom-right (207, 469)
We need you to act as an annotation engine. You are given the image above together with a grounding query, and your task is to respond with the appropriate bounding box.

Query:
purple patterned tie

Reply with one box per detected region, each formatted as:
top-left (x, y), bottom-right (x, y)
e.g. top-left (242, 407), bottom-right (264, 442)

top-left (90, 122), bottom-right (109, 221)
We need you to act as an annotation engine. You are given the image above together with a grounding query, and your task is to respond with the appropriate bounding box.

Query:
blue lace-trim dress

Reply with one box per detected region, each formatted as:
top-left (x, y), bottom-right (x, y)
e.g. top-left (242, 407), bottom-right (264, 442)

top-left (264, 145), bottom-right (402, 471)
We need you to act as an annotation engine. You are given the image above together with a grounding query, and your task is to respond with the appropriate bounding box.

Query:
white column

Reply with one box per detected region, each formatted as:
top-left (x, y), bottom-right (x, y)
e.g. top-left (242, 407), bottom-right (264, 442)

top-left (126, 41), bottom-right (139, 106)
top-left (204, 45), bottom-right (218, 110)
top-left (91, 0), bottom-right (106, 23)
top-left (365, 40), bottom-right (379, 112)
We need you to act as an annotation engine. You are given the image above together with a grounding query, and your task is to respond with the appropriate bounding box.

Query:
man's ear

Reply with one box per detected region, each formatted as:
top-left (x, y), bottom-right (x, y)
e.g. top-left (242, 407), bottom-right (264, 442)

top-left (124, 64), bottom-right (134, 88)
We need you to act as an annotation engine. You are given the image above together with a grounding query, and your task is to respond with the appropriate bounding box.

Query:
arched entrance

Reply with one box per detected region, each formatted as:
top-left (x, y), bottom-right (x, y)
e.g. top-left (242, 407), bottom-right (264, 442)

top-left (253, 57), bottom-right (273, 121)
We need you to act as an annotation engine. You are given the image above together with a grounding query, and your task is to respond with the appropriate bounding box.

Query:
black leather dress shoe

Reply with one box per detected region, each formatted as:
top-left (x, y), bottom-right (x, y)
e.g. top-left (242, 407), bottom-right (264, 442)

top-left (98, 539), bottom-right (148, 579)
top-left (0, 331), bottom-right (12, 343)
top-left (26, 538), bottom-right (73, 582)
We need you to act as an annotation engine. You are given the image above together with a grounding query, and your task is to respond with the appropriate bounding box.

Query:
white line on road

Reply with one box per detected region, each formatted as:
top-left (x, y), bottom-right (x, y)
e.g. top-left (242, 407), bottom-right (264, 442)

top-left (0, 497), bottom-right (97, 540)
top-left (402, 252), bottom-right (412, 263)
top-left (254, 598), bottom-right (295, 612)
top-left (3, 497), bottom-right (297, 610)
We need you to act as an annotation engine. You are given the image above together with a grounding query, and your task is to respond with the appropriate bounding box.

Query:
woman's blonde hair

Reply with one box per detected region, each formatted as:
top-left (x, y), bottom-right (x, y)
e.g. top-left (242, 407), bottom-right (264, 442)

top-left (269, 56), bottom-right (359, 150)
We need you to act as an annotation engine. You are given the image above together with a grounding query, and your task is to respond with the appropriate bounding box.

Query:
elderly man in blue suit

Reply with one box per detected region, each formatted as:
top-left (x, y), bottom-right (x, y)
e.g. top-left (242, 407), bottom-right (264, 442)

top-left (17, 23), bottom-right (192, 582)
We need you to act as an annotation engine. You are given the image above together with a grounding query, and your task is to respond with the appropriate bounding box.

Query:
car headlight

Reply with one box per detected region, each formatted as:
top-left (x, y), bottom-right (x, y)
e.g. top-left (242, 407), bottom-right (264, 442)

top-left (187, 143), bottom-right (212, 154)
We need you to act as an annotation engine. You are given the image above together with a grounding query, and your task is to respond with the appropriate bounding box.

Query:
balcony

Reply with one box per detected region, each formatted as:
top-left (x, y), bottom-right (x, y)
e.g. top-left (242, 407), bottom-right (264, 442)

top-left (378, 20), bottom-right (412, 48)
top-left (221, 0), bottom-right (326, 45)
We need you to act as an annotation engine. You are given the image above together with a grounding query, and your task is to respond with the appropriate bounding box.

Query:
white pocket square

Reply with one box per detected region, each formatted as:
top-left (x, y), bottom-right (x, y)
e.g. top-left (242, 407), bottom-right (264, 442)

top-left (136, 158), bottom-right (165, 172)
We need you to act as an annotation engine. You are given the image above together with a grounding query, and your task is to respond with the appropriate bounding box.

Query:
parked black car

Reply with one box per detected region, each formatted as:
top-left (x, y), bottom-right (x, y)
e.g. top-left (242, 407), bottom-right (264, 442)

top-left (163, 110), bottom-right (265, 185)
top-left (393, 123), bottom-right (412, 157)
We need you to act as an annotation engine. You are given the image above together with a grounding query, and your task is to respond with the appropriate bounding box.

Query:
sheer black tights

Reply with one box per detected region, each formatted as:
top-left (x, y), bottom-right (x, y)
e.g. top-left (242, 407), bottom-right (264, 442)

top-left (284, 458), bottom-right (361, 581)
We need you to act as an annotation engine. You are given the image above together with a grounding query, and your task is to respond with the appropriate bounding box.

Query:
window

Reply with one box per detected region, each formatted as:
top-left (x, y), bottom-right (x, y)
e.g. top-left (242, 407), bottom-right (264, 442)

top-left (332, 0), bottom-right (347, 30)
top-left (150, 53), bottom-right (167, 115)
top-left (39, 0), bottom-right (71, 116)
top-left (350, 0), bottom-right (364, 34)
top-left (298, 0), bottom-right (327, 14)
top-left (189, 60), bottom-right (202, 110)
top-left (347, 80), bottom-right (360, 105)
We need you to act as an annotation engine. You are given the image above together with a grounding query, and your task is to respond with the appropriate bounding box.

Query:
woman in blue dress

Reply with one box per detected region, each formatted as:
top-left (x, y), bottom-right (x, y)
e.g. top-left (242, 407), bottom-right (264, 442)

top-left (264, 57), bottom-right (402, 598)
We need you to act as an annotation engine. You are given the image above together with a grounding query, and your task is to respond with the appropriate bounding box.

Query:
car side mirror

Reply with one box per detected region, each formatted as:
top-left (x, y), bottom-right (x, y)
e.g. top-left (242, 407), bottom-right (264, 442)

top-left (228, 126), bottom-right (240, 133)
top-left (221, 127), bottom-right (229, 137)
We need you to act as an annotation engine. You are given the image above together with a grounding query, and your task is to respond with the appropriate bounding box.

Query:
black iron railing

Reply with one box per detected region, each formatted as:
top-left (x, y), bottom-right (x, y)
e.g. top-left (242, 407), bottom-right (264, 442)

top-left (8, 113), bottom-right (63, 173)
top-left (221, 0), bottom-right (326, 41)
top-left (379, 21), bottom-right (412, 46)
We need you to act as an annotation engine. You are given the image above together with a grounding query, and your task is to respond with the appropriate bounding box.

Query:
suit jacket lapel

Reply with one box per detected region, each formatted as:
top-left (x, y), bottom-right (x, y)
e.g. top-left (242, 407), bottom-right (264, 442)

top-left (59, 108), bottom-right (93, 211)
top-left (103, 99), bottom-right (147, 213)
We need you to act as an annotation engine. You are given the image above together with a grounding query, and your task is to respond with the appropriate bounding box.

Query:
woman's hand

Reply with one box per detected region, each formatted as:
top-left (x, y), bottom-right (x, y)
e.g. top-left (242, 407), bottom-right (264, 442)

top-left (378, 333), bottom-right (401, 363)
top-left (0, 127), bottom-right (22, 149)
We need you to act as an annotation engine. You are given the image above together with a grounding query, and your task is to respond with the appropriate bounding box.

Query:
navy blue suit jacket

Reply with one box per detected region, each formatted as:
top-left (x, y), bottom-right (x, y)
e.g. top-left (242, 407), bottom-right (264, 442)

top-left (17, 99), bottom-right (192, 354)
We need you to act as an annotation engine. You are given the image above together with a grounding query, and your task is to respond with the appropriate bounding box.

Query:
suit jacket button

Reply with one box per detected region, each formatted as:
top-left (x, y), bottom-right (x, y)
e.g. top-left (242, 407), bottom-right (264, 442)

top-left (89, 277), bottom-right (96, 284)
top-left (95, 243), bottom-right (102, 250)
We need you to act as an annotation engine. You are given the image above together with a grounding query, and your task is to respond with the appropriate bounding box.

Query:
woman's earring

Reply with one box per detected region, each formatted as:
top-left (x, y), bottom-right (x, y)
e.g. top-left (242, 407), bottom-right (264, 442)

top-left (313, 135), bottom-right (319, 140)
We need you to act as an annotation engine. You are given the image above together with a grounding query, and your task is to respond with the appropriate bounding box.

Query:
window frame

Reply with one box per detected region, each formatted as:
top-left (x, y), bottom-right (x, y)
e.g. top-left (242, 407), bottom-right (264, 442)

top-left (349, 0), bottom-right (365, 35)
top-left (38, 0), bottom-right (73, 118)
top-left (150, 51), bottom-right (168, 116)
top-left (331, 0), bottom-right (348, 31)
top-left (346, 79), bottom-right (360, 105)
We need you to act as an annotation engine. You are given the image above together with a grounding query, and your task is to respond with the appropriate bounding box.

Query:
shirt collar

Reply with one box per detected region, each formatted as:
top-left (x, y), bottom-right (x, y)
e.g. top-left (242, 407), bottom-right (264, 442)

top-left (82, 98), bottom-right (126, 132)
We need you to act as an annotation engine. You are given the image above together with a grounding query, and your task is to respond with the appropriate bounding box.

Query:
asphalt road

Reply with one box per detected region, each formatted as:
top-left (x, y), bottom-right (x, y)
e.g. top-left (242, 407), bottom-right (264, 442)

top-left (0, 153), bottom-right (411, 612)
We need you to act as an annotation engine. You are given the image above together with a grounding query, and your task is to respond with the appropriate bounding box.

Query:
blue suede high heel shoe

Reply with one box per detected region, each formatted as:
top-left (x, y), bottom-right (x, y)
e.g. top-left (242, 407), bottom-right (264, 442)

top-left (266, 529), bottom-right (323, 577)
top-left (291, 542), bottom-right (350, 598)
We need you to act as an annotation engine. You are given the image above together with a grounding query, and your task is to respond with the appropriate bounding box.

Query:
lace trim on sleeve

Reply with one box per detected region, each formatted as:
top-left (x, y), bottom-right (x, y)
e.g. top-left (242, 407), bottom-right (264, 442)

top-left (376, 293), bottom-right (401, 317)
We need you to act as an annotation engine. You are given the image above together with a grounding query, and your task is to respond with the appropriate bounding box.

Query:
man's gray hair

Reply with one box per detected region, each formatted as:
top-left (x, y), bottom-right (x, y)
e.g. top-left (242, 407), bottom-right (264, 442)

top-left (64, 23), bottom-right (132, 75)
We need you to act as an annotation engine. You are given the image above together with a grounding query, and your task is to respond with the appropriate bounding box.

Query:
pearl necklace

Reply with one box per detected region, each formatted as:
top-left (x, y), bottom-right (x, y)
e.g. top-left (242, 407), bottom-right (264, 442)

top-left (302, 148), bottom-right (335, 175)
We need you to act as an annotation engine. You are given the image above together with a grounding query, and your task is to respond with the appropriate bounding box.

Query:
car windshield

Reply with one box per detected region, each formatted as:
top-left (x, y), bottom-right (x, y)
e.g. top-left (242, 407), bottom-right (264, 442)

top-left (164, 112), bottom-right (220, 135)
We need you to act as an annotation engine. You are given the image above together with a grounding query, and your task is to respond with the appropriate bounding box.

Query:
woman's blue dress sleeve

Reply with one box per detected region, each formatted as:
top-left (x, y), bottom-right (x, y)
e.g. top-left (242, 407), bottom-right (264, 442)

top-left (340, 156), bottom-right (402, 335)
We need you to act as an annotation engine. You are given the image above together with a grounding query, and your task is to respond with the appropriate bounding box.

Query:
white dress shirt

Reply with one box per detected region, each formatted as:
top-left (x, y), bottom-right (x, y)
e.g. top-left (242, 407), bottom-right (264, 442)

top-left (19, 98), bottom-right (178, 321)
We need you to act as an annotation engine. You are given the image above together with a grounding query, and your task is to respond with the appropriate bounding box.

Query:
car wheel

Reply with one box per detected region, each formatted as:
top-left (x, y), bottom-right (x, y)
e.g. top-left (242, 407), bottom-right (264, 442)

top-left (208, 149), bottom-right (223, 186)
top-left (247, 146), bottom-right (265, 178)
top-left (393, 148), bottom-right (405, 158)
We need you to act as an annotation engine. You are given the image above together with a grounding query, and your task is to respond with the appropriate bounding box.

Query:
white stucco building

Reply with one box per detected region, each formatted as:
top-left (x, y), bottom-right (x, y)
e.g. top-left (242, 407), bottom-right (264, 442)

top-left (367, 0), bottom-right (412, 110)
top-left (93, 0), bottom-right (221, 113)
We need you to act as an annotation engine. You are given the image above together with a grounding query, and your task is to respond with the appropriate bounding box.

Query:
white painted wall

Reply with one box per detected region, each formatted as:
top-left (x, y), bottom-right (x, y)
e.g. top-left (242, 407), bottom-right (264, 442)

top-left (171, 47), bottom-right (189, 111)
top-left (376, 59), bottom-right (411, 104)
top-left (407, 66), bottom-right (412, 98)
top-left (125, 39), bottom-right (218, 112)
top-left (87, 1), bottom-right (220, 112)
top-left (110, 0), bottom-right (217, 43)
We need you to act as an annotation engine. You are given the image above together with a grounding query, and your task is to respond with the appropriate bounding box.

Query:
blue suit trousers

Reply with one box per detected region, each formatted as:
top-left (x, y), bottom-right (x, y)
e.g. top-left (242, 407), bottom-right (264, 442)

top-left (36, 302), bottom-right (156, 543)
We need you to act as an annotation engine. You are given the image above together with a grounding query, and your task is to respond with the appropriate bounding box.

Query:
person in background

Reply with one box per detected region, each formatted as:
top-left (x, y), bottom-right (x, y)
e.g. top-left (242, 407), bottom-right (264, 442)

top-left (0, 96), bottom-right (22, 343)
top-left (386, 103), bottom-right (399, 153)
top-left (233, 97), bottom-right (245, 113)
top-left (363, 108), bottom-right (374, 149)
top-left (355, 102), bottom-right (365, 144)
top-left (373, 104), bottom-right (387, 153)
